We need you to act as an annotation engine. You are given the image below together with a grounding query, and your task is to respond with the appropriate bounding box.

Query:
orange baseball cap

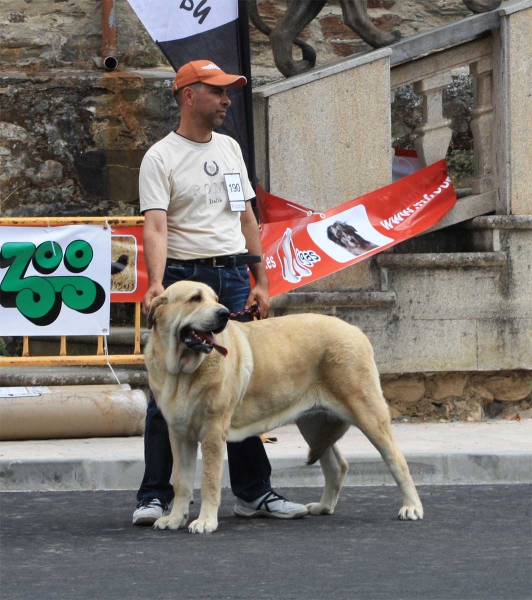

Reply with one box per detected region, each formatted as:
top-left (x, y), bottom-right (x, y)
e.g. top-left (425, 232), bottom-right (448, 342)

top-left (172, 60), bottom-right (247, 94)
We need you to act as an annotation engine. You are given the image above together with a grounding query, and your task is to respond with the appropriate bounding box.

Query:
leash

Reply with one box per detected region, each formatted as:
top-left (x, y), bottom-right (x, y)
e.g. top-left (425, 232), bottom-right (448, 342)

top-left (229, 302), bottom-right (262, 321)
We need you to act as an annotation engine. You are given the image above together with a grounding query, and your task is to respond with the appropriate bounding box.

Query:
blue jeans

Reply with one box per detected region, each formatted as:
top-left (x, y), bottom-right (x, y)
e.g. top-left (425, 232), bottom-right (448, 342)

top-left (137, 262), bottom-right (273, 505)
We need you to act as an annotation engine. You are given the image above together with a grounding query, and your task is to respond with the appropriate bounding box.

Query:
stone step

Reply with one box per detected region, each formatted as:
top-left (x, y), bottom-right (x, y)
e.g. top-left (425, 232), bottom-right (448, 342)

top-left (464, 215), bottom-right (532, 230)
top-left (423, 191), bottom-right (497, 234)
top-left (375, 251), bottom-right (511, 326)
top-left (376, 251), bottom-right (507, 270)
top-left (271, 290), bottom-right (396, 310)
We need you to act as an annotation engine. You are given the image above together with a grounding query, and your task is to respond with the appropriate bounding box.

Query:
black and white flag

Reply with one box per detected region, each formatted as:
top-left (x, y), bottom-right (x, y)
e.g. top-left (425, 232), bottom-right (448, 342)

top-left (127, 0), bottom-right (256, 183)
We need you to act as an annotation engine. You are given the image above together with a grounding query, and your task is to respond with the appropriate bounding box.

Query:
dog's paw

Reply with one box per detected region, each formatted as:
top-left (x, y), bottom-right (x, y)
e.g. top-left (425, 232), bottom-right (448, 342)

top-left (188, 517), bottom-right (218, 534)
top-left (398, 504), bottom-right (424, 521)
top-left (153, 514), bottom-right (188, 530)
top-left (306, 502), bottom-right (334, 516)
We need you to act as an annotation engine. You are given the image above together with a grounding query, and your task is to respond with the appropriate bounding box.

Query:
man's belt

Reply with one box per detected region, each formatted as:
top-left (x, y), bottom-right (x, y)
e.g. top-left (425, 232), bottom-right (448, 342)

top-left (167, 255), bottom-right (261, 268)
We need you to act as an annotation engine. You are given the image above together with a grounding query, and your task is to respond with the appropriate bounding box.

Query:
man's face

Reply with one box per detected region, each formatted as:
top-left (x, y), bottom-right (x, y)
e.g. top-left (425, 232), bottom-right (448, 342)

top-left (190, 83), bottom-right (231, 130)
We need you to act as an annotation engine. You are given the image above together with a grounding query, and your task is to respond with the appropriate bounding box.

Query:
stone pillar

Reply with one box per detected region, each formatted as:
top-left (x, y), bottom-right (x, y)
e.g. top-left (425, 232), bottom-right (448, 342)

top-left (412, 73), bottom-right (453, 168)
top-left (253, 48), bottom-right (393, 291)
top-left (253, 48), bottom-right (393, 211)
top-left (470, 58), bottom-right (495, 195)
top-left (493, 0), bottom-right (532, 215)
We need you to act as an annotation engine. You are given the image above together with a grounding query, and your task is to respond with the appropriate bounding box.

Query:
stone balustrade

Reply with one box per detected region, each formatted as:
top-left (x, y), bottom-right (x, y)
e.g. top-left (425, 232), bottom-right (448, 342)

top-left (254, 0), bottom-right (532, 231)
top-left (390, 0), bottom-right (532, 219)
top-left (391, 33), bottom-right (498, 228)
top-left (394, 52), bottom-right (495, 197)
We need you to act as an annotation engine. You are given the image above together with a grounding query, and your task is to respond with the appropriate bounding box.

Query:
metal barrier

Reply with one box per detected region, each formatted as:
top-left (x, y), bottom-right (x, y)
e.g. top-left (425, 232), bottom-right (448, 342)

top-left (0, 217), bottom-right (145, 367)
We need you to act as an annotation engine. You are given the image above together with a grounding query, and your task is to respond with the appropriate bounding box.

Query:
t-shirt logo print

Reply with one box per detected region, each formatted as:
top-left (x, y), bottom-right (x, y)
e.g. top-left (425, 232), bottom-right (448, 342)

top-left (204, 161), bottom-right (219, 177)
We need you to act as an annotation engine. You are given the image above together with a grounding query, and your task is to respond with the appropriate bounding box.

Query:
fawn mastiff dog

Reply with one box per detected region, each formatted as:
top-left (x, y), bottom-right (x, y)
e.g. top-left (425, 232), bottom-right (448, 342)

top-left (146, 281), bottom-right (423, 534)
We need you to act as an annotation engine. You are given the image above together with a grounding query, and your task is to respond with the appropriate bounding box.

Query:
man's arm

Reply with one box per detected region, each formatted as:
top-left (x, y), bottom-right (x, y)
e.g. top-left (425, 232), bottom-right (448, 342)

top-left (240, 203), bottom-right (270, 315)
top-left (142, 209), bottom-right (168, 315)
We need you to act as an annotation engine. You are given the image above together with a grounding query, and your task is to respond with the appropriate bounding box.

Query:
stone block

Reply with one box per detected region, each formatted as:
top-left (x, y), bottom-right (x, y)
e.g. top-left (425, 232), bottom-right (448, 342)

top-left (106, 164), bottom-right (140, 206)
top-left (468, 379), bottom-right (495, 401)
top-left (497, 230), bottom-right (532, 318)
top-left (477, 318), bottom-right (532, 370)
top-left (427, 372), bottom-right (469, 401)
top-left (304, 260), bottom-right (380, 292)
top-left (373, 318), bottom-right (479, 373)
top-left (473, 372), bottom-right (532, 402)
top-left (330, 307), bottom-right (393, 338)
top-left (38, 160), bottom-right (63, 183)
top-left (505, 6), bottom-right (532, 215)
top-left (255, 51), bottom-right (392, 212)
top-left (93, 126), bottom-right (121, 146)
top-left (391, 267), bottom-right (504, 321)
top-left (449, 398), bottom-right (484, 421)
top-left (381, 375), bottom-right (426, 404)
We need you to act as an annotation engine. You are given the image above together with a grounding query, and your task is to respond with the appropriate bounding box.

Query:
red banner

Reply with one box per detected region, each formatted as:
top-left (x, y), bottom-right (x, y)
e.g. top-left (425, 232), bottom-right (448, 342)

top-left (257, 159), bottom-right (456, 298)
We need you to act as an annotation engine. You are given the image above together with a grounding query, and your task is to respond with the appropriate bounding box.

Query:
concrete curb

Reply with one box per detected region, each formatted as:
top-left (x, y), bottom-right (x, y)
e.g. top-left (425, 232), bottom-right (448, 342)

top-left (1, 422), bottom-right (530, 492)
top-left (1, 453), bottom-right (531, 493)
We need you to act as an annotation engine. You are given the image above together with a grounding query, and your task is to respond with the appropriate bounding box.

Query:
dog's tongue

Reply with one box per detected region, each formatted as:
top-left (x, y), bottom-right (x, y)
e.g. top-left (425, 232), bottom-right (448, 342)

top-left (202, 332), bottom-right (228, 357)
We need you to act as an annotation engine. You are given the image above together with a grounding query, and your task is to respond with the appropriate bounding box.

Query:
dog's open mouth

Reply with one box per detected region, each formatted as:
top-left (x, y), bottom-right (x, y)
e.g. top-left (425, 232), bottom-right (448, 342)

top-left (181, 326), bottom-right (228, 356)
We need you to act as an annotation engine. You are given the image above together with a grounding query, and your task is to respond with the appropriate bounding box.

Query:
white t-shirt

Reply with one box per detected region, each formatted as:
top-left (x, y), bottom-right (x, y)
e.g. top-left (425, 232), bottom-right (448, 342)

top-left (139, 131), bottom-right (255, 260)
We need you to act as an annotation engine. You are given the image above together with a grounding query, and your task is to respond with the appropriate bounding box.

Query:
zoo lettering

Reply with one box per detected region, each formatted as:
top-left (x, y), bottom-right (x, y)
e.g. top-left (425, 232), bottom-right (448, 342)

top-left (0, 240), bottom-right (106, 326)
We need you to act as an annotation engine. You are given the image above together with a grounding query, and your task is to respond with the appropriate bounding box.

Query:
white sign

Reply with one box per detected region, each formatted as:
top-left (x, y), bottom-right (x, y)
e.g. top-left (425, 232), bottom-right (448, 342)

top-left (0, 387), bottom-right (43, 398)
top-left (224, 173), bottom-right (246, 212)
top-left (0, 225), bottom-right (111, 336)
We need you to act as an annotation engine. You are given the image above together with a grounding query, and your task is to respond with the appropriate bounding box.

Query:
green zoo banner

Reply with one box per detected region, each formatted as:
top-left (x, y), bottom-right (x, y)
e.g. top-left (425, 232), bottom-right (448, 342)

top-left (0, 225), bottom-right (111, 336)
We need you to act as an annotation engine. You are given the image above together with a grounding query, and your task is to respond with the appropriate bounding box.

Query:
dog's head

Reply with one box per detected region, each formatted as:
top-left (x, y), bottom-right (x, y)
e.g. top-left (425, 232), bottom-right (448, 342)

top-left (147, 281), bottom-right (231, 374)
top-left (327, 221), bottom-right (377, 256)
top-left (327, 221), bottom-right (360, 248)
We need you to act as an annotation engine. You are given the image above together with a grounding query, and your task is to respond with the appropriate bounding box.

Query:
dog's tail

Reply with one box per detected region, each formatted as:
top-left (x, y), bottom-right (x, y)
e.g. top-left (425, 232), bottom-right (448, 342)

top-left (296, 410), bottom-right (350, 465)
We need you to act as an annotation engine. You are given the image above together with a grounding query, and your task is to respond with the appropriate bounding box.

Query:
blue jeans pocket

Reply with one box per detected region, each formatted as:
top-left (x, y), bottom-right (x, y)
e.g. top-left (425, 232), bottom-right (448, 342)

top-left (163, 264), bottom-right (198, 287)
top-left (234, 265), bottom-right (250, 285)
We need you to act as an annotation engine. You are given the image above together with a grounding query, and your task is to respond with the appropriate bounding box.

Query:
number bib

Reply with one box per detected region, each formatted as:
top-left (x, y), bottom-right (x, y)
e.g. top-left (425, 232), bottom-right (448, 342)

top-left (224, 173), bottom-right (246, 212)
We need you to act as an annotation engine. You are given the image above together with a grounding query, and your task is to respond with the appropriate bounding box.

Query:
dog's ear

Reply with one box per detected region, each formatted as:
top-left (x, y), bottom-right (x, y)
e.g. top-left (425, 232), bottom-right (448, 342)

top-left (147, 295), bottom-right (168, 329)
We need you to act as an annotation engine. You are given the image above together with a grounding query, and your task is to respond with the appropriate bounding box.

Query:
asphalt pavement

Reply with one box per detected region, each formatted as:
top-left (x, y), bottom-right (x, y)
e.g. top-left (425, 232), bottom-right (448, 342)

top-left (1, 485), bottom-right (531, 600)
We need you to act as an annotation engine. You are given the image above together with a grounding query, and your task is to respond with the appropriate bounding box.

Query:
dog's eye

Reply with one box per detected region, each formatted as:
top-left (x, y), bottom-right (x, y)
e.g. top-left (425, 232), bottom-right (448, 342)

top-left (189, 294), bottom-right (202, 303)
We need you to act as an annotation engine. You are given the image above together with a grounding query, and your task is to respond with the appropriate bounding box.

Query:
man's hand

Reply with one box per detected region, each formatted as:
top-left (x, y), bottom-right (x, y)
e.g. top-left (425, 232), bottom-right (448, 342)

top-left (246, 282), bottom-right (270, 316)
top-left (142, 283), bottom-right (165, 315)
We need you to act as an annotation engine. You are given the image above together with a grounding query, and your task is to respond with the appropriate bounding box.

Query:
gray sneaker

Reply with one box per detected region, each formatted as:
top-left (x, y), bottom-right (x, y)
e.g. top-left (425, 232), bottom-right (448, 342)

top-left (234, 491), bottom-right (308, 519)
top-left (132, 498), bottom-right (167, 526)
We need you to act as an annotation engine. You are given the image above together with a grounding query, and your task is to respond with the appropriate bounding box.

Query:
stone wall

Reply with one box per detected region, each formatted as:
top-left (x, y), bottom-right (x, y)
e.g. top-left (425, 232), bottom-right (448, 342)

top-left (382, 371), bottom-right (532, 421)
top-left (0, 0), bottom-right (162, 70)
top-left (1, 1), bottom-right (506, 74)
top-left (0, 71), bottom-right (177, 216)
top-left (0, 0), bottom-right (503, 217)
top-left (250, 0), bottom-right (493, 77)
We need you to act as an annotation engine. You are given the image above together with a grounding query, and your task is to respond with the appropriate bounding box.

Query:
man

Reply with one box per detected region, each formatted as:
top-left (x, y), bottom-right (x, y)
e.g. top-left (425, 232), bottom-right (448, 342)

top-left (133, 60), bottom-right (308, 526)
